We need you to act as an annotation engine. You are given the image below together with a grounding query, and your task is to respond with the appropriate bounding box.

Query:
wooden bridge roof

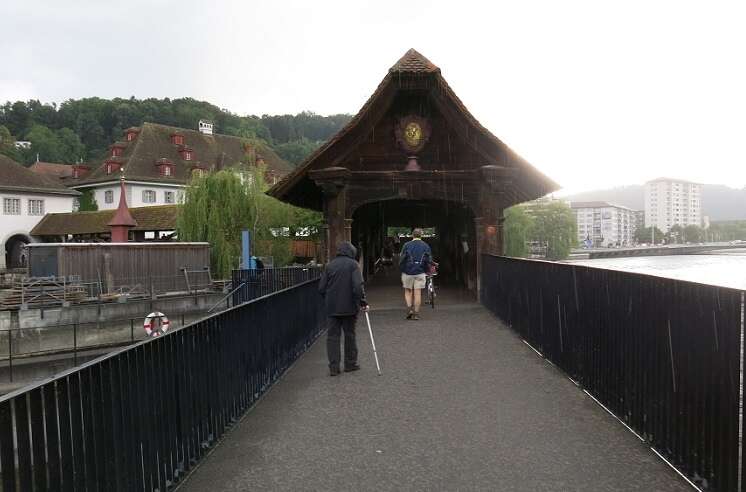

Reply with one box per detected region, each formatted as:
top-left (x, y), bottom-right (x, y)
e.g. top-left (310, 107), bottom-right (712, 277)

top-left (269, 49), bottom-right (560, 211)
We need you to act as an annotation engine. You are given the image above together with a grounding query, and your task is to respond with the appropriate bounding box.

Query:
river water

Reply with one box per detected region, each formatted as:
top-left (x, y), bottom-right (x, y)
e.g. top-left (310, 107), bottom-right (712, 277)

top-left (568, 249), bottom-right (746, 290)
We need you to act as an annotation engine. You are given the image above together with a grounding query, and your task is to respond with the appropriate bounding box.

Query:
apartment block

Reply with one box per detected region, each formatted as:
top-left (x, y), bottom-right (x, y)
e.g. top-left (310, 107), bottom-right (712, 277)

top-left (644, 178), bottom-right (701, 233)
top-left (571, 201), bottom-right (637, 247)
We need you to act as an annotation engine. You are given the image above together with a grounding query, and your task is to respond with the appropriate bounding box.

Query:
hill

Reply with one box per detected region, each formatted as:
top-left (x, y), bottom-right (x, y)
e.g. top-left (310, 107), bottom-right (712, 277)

top-left (0, 98), bottom-right (352, 167)
top-left (563, 184), bottom-right (746, 221)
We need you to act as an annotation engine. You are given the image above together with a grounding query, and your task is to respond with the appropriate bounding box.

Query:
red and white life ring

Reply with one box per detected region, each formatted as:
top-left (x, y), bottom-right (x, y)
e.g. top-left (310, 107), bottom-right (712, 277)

top-left (143, 311), bottom-right (170, 337)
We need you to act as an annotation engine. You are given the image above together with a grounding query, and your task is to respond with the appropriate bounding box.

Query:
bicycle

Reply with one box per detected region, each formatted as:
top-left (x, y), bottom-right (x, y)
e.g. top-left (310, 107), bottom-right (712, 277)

top-left (424, 274), bottom-right (435, 309)
top-left (424, 261), bottom-right (438, 309)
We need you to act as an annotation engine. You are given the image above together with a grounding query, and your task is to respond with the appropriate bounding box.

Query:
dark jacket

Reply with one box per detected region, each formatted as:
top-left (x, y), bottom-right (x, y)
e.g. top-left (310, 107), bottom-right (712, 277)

top-left (318, 242), bottom-right (366, 317)
top-left (400, 238), bottom-right (432, 275)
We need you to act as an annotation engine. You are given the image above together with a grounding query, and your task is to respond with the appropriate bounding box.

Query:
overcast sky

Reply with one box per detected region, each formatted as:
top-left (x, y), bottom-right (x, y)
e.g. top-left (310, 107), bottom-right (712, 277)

top-left (2, 0), bottom-right (745, 194)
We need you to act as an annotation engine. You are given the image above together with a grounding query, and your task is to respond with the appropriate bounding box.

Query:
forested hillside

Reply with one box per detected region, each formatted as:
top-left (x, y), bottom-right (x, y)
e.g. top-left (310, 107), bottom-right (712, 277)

top-left (0, 98), bottom-right (352, 166)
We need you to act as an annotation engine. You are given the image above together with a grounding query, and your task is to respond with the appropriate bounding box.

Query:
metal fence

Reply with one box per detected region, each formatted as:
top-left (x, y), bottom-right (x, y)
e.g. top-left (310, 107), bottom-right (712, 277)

top-left (481, 254), bottom-right (746, 492)
top-left (0, 312), bottom-right (208, 384)
top-left (231, 266), bottom-right (322, 306)
top-left (0, 279), bottom-right (324, 491)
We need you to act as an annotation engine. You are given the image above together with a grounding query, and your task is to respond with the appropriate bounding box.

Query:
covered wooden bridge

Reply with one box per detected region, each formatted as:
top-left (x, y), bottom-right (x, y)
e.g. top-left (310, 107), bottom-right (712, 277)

top-left (269, 49), bottom-right (558, 291)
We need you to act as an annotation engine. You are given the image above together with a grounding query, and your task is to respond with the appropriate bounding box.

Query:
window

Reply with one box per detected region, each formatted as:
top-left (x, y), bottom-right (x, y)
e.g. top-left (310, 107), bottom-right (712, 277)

top-left (28, 199), bottom-right (44, 216)
top-left (105, 190), bottom-right (114, 204)
top-left (163, 165), bottom-right (172, 176)
top-left (142, 190), bottom-right (156, 203)
top-left (164, 191), bottom-right (175, 204)
top-left (3, 198), bottom-right (20, 215)
top-left (183, 151), bottom-right (192, 161)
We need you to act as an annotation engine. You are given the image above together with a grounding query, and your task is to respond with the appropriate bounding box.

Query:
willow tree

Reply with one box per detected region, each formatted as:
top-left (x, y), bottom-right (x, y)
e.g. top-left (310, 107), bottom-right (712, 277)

top-left (503, 205), bottom-right (533, 257)
top-left (177, 168), bottom-right (259, 278)
top-left (176, 165), bottom-right (323, 277)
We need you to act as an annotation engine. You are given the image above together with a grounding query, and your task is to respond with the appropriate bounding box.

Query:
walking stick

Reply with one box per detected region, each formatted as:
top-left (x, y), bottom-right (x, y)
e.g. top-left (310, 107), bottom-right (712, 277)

top-left (364, 311), bottom-right (382, 376)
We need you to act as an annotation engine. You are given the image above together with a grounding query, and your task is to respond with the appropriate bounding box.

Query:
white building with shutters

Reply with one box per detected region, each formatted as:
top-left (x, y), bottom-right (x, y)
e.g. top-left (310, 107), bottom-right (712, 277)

top-left (0, 155), bottom-right (79, 269)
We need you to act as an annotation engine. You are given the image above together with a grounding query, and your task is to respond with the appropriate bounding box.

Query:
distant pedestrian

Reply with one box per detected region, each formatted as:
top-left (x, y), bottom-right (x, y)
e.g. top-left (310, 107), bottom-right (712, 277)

top-left (318, 241), bottom-right (369, 376)
top-left (399, 228), bottom-right (432, 320)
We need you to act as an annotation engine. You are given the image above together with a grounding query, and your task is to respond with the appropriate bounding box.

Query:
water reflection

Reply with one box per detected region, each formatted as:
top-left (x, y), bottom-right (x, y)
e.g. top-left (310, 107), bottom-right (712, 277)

top-left (568, 249), bottom-right (746, 290)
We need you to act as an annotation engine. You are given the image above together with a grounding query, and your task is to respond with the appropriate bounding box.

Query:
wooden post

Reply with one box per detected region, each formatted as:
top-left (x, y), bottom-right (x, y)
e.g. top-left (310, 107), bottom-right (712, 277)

top-left (103, 253), bottom-right (114, 294)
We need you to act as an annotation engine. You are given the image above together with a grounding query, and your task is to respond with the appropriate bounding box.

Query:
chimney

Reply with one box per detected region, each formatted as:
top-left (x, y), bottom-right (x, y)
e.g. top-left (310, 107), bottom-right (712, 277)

top-left (198, 120), bottom-right (213, 135)
top-left (71, 164), bottom-right (91, 179)
top-left (107, 177), bottom-right (138, 242)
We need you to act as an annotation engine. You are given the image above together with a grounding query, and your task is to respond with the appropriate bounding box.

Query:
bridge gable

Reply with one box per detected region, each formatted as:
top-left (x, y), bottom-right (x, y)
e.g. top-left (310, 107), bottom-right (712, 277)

top-left (269, 48), bottom-right (559, 211)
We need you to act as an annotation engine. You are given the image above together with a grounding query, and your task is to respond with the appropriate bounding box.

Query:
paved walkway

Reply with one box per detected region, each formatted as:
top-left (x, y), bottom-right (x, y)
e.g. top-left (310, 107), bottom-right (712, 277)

top-left (179, 285), bottom-right (689, 492)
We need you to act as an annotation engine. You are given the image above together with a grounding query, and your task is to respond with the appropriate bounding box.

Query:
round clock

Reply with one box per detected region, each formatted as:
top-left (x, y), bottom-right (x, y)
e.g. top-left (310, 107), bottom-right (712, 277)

top-left (396, 116), bottom-right (430, 154)
top-left (404, 122), bottom-right (423, 148)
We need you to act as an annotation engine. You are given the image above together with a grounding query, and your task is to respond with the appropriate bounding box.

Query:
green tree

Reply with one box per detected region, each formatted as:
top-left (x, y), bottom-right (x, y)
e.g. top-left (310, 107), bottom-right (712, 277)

top-left (0, 125), bottom-right (22, 161)
top-left (529, 201), bottom-right (577, 260)
top-left (503, 205), bottom-right (534, 257)
top-left (24, 124), bottom-right (85, 164)
top-left (634, 226), bottom-right (664, 244)
top-left (273, 138), bottom-right (322, 166)
top-left (683, 224), bottom-right (704, 243)
top-left (177, 169), bottom-right (257, 277)
top-left (666, 224), bottom-right (684, 244)
top-left (709, 221), bottom-right (746, 241)
top-left (78, 189), bottom-right (98, 211)
top-left (176, 165), bottom-right (322, 277)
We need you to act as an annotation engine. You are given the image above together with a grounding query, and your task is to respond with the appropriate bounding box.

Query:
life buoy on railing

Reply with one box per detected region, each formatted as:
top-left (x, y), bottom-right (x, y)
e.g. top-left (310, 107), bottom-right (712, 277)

top-left (143, 311), bottom-right (169, 337)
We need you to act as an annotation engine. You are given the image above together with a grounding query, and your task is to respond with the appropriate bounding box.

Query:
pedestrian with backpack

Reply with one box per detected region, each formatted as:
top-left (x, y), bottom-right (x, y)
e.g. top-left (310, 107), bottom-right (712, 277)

top-left (399, 228), bottom-right (432, 320)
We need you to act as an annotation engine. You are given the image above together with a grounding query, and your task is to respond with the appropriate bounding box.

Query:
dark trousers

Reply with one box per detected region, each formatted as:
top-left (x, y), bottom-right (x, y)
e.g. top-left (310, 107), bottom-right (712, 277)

top-left (327, 315), bottom-right (358, 369)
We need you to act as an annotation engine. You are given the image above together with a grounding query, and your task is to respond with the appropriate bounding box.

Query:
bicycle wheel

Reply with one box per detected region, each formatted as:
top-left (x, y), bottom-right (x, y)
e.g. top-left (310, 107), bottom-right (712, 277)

top-left (429, 280), bottom-right (435, 309)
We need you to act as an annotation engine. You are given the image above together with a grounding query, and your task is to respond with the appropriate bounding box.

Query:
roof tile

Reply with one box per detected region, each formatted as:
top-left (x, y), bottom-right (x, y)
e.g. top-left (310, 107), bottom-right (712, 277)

top-left (0, 156), bottom-right (80, 195)
top-left (31, 205), bottom-right (179, 236)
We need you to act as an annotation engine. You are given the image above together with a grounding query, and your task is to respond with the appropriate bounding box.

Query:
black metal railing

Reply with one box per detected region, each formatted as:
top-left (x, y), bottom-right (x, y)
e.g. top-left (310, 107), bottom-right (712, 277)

top-left (1, 312), bottom-right (211, 385)
top-left (481, 254), bottom-right (745, 492)
top-left (0, 279), bottom-right (324, 491)
top-left (231, 266), bottom-right (322, 306)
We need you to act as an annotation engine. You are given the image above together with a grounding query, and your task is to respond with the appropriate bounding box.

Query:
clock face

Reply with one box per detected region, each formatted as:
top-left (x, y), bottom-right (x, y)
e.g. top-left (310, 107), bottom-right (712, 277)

top-left (404, 122), bottom-right (423, 147)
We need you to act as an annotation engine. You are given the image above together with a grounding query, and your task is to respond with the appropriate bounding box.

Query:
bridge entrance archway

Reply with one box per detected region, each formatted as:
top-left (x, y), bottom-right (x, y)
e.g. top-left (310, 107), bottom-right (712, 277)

top-left (352, 199), bottom-right (477, 289)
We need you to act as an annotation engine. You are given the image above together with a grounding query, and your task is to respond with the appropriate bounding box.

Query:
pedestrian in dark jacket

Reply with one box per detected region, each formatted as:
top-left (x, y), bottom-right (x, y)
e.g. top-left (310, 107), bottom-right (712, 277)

top-left (318, 241), bottom-right (368, 376)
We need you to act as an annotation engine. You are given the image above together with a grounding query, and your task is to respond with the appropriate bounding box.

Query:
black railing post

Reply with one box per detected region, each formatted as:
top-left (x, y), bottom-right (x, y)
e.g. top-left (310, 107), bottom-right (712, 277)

top-left (73, 323), bottom-right (78, 367)
top-left (8, 328), bottom-right (13, 383)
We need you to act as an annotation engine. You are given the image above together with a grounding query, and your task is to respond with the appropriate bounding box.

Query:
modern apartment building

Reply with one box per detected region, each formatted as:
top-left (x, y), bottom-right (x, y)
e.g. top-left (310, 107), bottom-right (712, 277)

top-left (571, 201), bottom-right (637, 247)
top-left (644, 178), bottom-right (702, 233)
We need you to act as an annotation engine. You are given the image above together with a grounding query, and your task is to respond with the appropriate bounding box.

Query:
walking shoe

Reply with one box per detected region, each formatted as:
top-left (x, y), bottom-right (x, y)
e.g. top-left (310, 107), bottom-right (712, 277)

top-left (329, 367), bottom-right (340, 377)
top-left (406, 309), bottom-right (414, 320)
top-left (412, 312), bottom-right (420, 321)
top-left (344, 364), bottom-right (361, 373)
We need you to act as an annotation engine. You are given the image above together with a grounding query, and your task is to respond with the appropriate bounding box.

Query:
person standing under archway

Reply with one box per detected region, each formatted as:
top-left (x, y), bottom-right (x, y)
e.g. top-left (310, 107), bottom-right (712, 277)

top-left (399, 228), bottom-right (432, 320)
